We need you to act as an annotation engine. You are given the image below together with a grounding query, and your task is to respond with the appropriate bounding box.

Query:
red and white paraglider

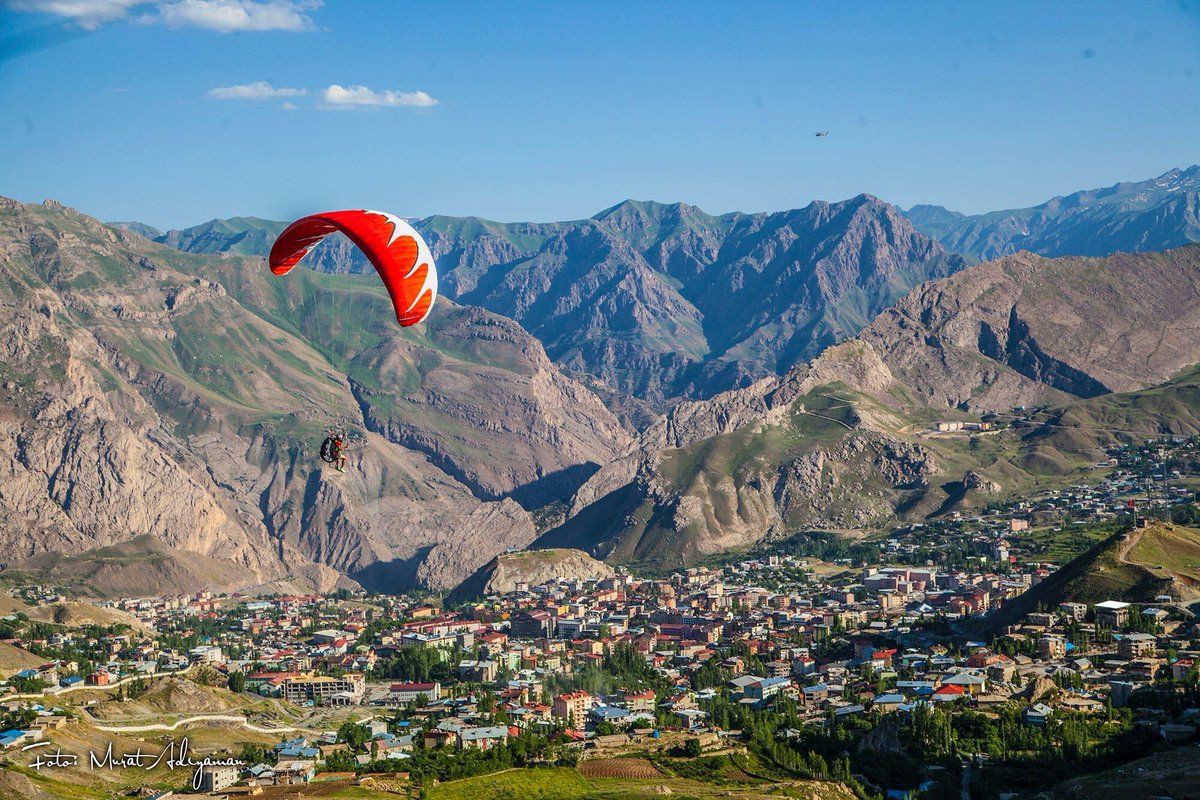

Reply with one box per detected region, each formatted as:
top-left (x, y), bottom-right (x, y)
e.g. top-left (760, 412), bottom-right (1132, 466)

top-left (269, 209), bottom-right (437, 327)
top-left (268, 209), bottom-right (438, 471)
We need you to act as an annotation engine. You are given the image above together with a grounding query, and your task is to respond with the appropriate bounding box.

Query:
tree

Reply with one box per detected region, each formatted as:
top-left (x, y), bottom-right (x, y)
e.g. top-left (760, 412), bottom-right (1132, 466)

top-left (228, 671), bottom-right (246, 693)
top-left (337, 721), bottom-right (369, 752)
top-left (683, 737), bottom-right (703, 758)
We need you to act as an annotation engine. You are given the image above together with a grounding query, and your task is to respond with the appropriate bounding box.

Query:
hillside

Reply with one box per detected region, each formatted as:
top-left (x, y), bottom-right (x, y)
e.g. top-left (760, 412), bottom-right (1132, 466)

top-left (984, 522), bottom-right (1200, 632)
top-left (0, 535), bottom-right (256, 599)
top-left (150, 195), bottom-right (968, 406)
top-left (0, 197), bottom-right (627, 594)
top-left (1012, 364), bottom-right (1200, 473)
top-left (448, 547), bottom-right (615, 603)
top-left (905, 165), bottom-right (1200, 259)
top-left (858, 246), bottom-right (1200, 412)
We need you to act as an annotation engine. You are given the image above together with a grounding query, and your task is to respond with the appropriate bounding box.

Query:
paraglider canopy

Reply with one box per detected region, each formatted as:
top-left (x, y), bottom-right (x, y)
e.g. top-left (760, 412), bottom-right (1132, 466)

top-left (268, 209), bottom-right (437, 327)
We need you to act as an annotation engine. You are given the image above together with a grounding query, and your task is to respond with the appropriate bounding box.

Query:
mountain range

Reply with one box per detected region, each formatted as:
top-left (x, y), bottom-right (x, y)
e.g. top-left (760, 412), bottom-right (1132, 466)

top-left (3, 164), bottom-right (1198, 597)
top-left (905, 166), bottom-right (1200, 260)
top-left (129, 196), bottom-right (969, 412)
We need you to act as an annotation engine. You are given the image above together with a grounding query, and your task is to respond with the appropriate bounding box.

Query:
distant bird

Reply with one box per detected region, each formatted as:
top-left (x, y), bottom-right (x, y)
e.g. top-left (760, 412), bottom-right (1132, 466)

top-left (814, 131), bottom-right (830, 137)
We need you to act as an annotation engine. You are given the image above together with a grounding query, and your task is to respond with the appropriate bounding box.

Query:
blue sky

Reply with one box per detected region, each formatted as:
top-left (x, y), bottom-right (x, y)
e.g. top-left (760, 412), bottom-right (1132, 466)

top-left (1, 0), bottom-right (1198, 229)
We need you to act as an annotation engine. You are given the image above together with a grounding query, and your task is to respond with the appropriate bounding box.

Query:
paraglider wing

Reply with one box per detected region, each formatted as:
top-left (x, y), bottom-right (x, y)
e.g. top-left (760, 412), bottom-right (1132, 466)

top-left (268, 209), bottom-right (437, 326)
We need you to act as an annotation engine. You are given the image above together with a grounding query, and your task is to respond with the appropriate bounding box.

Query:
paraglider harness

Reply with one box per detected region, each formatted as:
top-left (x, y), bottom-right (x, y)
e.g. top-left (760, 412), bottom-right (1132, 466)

top-left (320, 423), bottom-right (348, 464)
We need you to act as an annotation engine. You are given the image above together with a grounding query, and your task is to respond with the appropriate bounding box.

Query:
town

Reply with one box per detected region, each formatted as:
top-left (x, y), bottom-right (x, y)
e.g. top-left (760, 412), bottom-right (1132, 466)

top-left (2, 437), bottom-right (1198, 799)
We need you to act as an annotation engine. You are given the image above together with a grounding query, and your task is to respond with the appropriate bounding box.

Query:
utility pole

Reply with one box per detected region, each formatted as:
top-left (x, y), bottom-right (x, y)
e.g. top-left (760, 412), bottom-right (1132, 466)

top-left (1142, 446), bottom-right (1154, 525)
top-left (1160, 443), bottom-right (1171, 524)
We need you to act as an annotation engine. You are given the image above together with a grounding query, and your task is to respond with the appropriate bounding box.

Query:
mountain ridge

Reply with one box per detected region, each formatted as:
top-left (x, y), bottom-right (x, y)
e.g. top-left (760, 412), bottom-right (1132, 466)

top-left (140, 194), bottom-right (968, 409)
top-left (905, 165), bottom-right (1200, 259)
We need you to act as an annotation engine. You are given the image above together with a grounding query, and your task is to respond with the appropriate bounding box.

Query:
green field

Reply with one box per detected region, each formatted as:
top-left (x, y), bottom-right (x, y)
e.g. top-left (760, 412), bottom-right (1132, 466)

top-left (1126, 523), bottom-right (1200, 585)
top-left (424, 766), bottom-right (855, 800)
top-left (1016, 522), bottom-right (1121, 564)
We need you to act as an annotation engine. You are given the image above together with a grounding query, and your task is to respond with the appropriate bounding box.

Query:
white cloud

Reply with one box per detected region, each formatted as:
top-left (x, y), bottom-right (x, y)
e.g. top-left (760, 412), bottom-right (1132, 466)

top-left (207, 80), bottom-right (305, 100)
top-left (156, 0), bottom-right (319, 32)
top-left (8, 0), bottom-right (321, 31)
top-left (320, 84), bottom-right (439, 110)
top-left (7, 0), bottom-right (145, 28)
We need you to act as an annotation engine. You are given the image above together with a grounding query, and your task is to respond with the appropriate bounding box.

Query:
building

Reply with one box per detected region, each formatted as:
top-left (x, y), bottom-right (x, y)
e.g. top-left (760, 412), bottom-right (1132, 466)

top-left (509, 611), bottom-right (555, 639)
top-left (188, 645), bottom-right (225, 664)
top-left (1118, 633), bottom-right (1157, 660)
top-left (1094, 600), bottom-right (1131, 628)
top-left (458, 725), bottom-right (509, 751)
top-left (1039, 634), bottom-right (1067, 659)
top-left (1059, 602), bottom-right (1088, 622)
top-left (85, 671), bottom-right (111, 686)
top-left (198, 764), bottom-right (239, 793)
top-left (274, 759), bottom-right (315, 785)
top-left (389, 681), bottom-right (441, 704)
top-left (280, 673), bottom-right (365, 704)
top-left (746, 676), bottom-right (792, 703)
top-left (552, 691), bottom-right (593, 729)
top-left (800, 683), bottom-right (829, 707)
top-left (1024, 703), bottom-right (1053, 726)
top-left (624, 689), bottom-right (656, 713)
top-left (458, 660), bottom-right (498, 682)
top-left (940, 672), bottom-right (987, 695)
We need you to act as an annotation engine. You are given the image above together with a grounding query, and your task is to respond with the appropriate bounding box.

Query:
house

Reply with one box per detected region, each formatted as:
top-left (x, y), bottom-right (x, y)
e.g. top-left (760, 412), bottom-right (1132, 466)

top-left (931, 684), bottom-right (965, 702)
top-left (274, 759), bottom-right (315, 785)
top-left (458, 660), bottom-right (498, 683)
top-left (589, 705), bottom-right (632, 727)
top-left (423, 729), bottom-right (454, 749)
top-left (727, 675), bottom-right (763, 698)
top-left (370, 733), bottom-right (414, 759)
top-left (1117, 633), bottom-right (1156, 660)
top-left (873, 693), bottom-right (905, 712)
top-left (1024, 703), bottom-right (1053, 726)
top-left (940, 672), bottom-right (986, 695)
top-left (800, 683), bottom-right (829, 707)
top-left (0, 728), bottom-right (40, 749)
top-left (458, 725), bottom-right (508, 751)
top-left (1094, 601), bottom-right (1131, 628)
top-left (746, 676), bottom-right (792, 704)
top-left (623, 689), bottom-right (656, 713)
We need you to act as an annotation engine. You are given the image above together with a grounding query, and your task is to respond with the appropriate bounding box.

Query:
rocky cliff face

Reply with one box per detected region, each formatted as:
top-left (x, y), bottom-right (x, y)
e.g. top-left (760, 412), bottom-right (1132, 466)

top-left (859, 247), bottom-right (1200, 411)
top-left (0, 198), bottom-right (627, 594)
top-left (448, 548), bottom-right (615, 602)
